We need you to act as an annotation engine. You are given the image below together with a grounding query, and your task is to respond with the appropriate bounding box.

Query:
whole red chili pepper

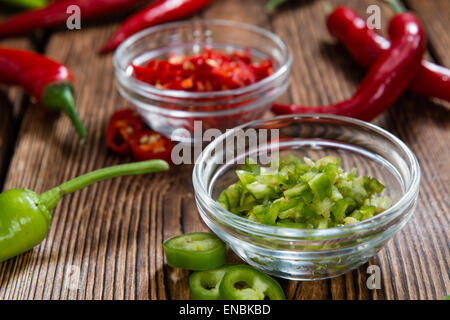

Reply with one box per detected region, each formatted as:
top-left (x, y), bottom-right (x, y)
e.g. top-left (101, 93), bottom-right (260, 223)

top-left (326, 6), bottom-right (450, 102)
top-left (100, 0), bottom-right (213, 54)
top-left (0, 0), bottom-right (146, 38)
top-left (272, 13), bottom-right (425, 121)
top-left (0, 47), bottom-right (87, 140)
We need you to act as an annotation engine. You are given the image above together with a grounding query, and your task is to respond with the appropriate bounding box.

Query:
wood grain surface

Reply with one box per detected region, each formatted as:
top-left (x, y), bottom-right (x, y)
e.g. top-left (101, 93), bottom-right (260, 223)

top-left (0, 0), bottom-right (448, 300)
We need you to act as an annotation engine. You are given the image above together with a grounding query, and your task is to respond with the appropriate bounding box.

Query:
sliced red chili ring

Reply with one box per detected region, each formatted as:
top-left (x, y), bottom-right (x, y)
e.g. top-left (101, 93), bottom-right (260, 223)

top-left (129, 130), bottom-right (174, 164)
top-left (106, 109), bottom-right (144, 155)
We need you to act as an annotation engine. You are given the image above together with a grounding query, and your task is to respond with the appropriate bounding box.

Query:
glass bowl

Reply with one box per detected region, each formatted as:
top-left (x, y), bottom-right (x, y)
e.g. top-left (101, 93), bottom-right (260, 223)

top-left (114, 19), bottom-right (292, 143)
top-left (193, 114), bottom-right (420, 280)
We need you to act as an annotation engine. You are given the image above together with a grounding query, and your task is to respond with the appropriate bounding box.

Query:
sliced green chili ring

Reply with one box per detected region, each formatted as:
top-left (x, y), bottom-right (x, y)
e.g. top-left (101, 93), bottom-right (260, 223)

top-left (189, 264), bottom-right (235, 300)
top-left (163, 232), bottom-right (226, 271)
top-left (219, 265), bottom-right (286, 300)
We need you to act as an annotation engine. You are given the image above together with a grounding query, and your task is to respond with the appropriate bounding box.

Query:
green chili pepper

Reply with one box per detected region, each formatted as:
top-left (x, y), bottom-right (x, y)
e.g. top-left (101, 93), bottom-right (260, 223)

top-left (0, 160), bottom-right (169, 263)
top-left (163, 232), bottom-right (227, 271)
top-left (219, 265), bottom-right (286, 300)
top-left (0, 0), bottom-right (47, 10)
top-left (189, 264), bottom-right (234, 300)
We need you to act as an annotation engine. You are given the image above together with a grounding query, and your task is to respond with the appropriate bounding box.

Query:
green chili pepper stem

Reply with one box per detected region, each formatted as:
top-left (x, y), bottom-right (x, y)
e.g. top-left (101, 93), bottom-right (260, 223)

top-left (0, 0), bottom-right (47, 10)
top-left (41, 83), bottom-right (87, 143)
top-left (383, 0), bottom-right (407, 13)
top-left (40, 160), bottom-right (169, 210)
top-left (322, 1), bottom-right (333, 16)
top-left (265, 0), bottom-right (290, 13)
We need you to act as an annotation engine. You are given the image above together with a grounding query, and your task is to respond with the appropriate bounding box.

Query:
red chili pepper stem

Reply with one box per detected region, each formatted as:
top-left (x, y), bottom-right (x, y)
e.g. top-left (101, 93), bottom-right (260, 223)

top-left (41, 83), bottom-right (87, 142)
top-left (265, 0), bottom-right (290, 13)
top-left (322, 1), bottom-right (334, 16)
top-left (383, 0), bottom-right (407, 14)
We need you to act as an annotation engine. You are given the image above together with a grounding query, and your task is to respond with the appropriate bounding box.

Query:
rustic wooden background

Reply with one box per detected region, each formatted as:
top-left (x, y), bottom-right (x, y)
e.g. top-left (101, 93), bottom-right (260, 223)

top-left (0, 0), bottom-right (448, 300)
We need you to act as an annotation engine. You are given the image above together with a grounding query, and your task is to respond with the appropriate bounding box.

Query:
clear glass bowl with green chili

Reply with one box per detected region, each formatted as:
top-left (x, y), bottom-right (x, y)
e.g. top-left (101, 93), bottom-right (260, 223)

top-left (193, 114), bottom-right (420, 280)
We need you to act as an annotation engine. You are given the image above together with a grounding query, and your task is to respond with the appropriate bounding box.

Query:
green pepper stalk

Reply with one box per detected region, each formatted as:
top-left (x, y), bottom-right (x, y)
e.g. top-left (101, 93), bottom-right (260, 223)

top-left (0, 160), bottom-right (169, 263)
top-left (0, 0), bottom-right (47, 10)
top-left (0, 47), bottom-right (87, 142)
top-left (265, 0), bottom-right (292, 13)
top-left (41, 83), bottom-right (87, 141)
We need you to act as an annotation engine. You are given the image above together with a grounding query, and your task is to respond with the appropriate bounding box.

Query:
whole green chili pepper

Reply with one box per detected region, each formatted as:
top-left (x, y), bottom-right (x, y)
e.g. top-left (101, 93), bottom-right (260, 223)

top-left (0, 160), bottom-right (169, 262)
top-left (0, 0), bottom-right (47, 10)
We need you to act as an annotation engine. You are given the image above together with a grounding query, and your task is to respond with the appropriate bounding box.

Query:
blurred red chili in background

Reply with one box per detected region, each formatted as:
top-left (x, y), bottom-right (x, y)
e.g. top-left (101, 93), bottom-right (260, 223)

top-left (0, 0), bottom-right (146, 38)
top-left (272, 13), bottom-right (426, 121)
top-left (100, 0), bottom-right (213, 54)
top-left (327, 6), bottom-right (450, 102)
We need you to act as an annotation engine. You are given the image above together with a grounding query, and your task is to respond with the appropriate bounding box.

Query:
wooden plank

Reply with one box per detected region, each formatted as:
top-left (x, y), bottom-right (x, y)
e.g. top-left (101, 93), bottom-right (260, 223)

top-left (0, 0), bottom-right (448, 300)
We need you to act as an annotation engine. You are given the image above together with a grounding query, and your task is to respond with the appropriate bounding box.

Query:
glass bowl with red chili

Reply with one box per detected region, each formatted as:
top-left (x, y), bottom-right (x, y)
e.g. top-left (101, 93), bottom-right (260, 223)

top-left (193, 114), bottom-right (420, 280)
top-left (114, 19), bottom-right (292, 143)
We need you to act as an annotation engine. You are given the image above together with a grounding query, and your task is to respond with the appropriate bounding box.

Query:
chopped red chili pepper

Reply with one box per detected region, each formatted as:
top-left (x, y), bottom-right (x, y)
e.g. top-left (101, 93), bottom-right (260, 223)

top-left (106, 109), bottom-right (144, 155)
top-left (132, 48), bottom-right (274, 92)
top-left (129, 130), bottom-right (174, 164)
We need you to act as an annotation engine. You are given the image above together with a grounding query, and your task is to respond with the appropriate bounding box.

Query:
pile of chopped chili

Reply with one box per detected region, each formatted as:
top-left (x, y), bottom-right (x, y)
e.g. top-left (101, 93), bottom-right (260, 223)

top-left (132, 48), bottom-right (274, 91)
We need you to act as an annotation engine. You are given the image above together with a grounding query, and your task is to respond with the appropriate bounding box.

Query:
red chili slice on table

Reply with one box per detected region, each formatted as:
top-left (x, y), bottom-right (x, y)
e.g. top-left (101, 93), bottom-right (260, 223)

top-left (129, 130), bottom-right (174, 164)
top-left (106, 109), bottom-right (144, 155)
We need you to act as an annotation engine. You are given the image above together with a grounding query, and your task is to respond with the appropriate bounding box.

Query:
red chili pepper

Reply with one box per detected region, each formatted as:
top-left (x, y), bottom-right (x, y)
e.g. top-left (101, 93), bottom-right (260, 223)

top-left (0, 0), bottom-right (146, 38)
top-left (326, 6), bottom-right (450, 102)
top-left (129, 130), bottom-right (174, 164)
top-left (272, 13), bottom-right (426, 122)
top-left (0, 46), bottom-right (87, 140)
top-left (106, 109), bottom-right (144, 155)
top-left (100, 0), bottom-right (213, 54)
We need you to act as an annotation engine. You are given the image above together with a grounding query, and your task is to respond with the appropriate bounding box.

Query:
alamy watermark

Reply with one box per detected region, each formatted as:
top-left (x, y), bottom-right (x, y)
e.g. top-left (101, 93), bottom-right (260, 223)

top-left (366, 265), bottom-right (382, 289)
top-left (61, 264), bottom-right (82, 291)
top-left (170, 121), bottom-right (280, 166)
top-left (66, 5), bottom-right (81, 30)
top-left (366, 5), bottom-right (382, 30)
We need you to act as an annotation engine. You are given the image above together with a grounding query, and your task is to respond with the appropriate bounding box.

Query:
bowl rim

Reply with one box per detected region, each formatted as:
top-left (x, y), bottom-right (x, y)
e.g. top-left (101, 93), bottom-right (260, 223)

top-left (193, 114), bottom-right (421, 239)
top-left (114, 18), bottom-right (292, 101)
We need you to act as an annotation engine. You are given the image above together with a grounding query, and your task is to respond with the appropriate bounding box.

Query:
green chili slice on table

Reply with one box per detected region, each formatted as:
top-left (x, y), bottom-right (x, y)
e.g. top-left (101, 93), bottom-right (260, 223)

top-left (189, 264), bottom-right (234, 300)
top-left (163, 232), bottom-right (226, 271)
top-left (219, 265), bottom-right (286, 300)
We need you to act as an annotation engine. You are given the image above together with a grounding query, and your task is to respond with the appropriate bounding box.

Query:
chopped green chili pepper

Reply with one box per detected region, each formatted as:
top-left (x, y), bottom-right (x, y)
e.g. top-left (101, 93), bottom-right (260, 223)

top-left (219, 265), bottom-right (286, 300)
top-left (218, 156), bottom-right (392, 229)
top-left (189, 264), bottom-right (234, 300)
top-left (163, 232), bottom-right (227, 271)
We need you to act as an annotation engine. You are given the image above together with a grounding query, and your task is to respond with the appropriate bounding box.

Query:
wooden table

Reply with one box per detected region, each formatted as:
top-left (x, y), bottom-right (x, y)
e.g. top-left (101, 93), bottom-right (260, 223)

top-left (0, 0), bottom-right (448, 300)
